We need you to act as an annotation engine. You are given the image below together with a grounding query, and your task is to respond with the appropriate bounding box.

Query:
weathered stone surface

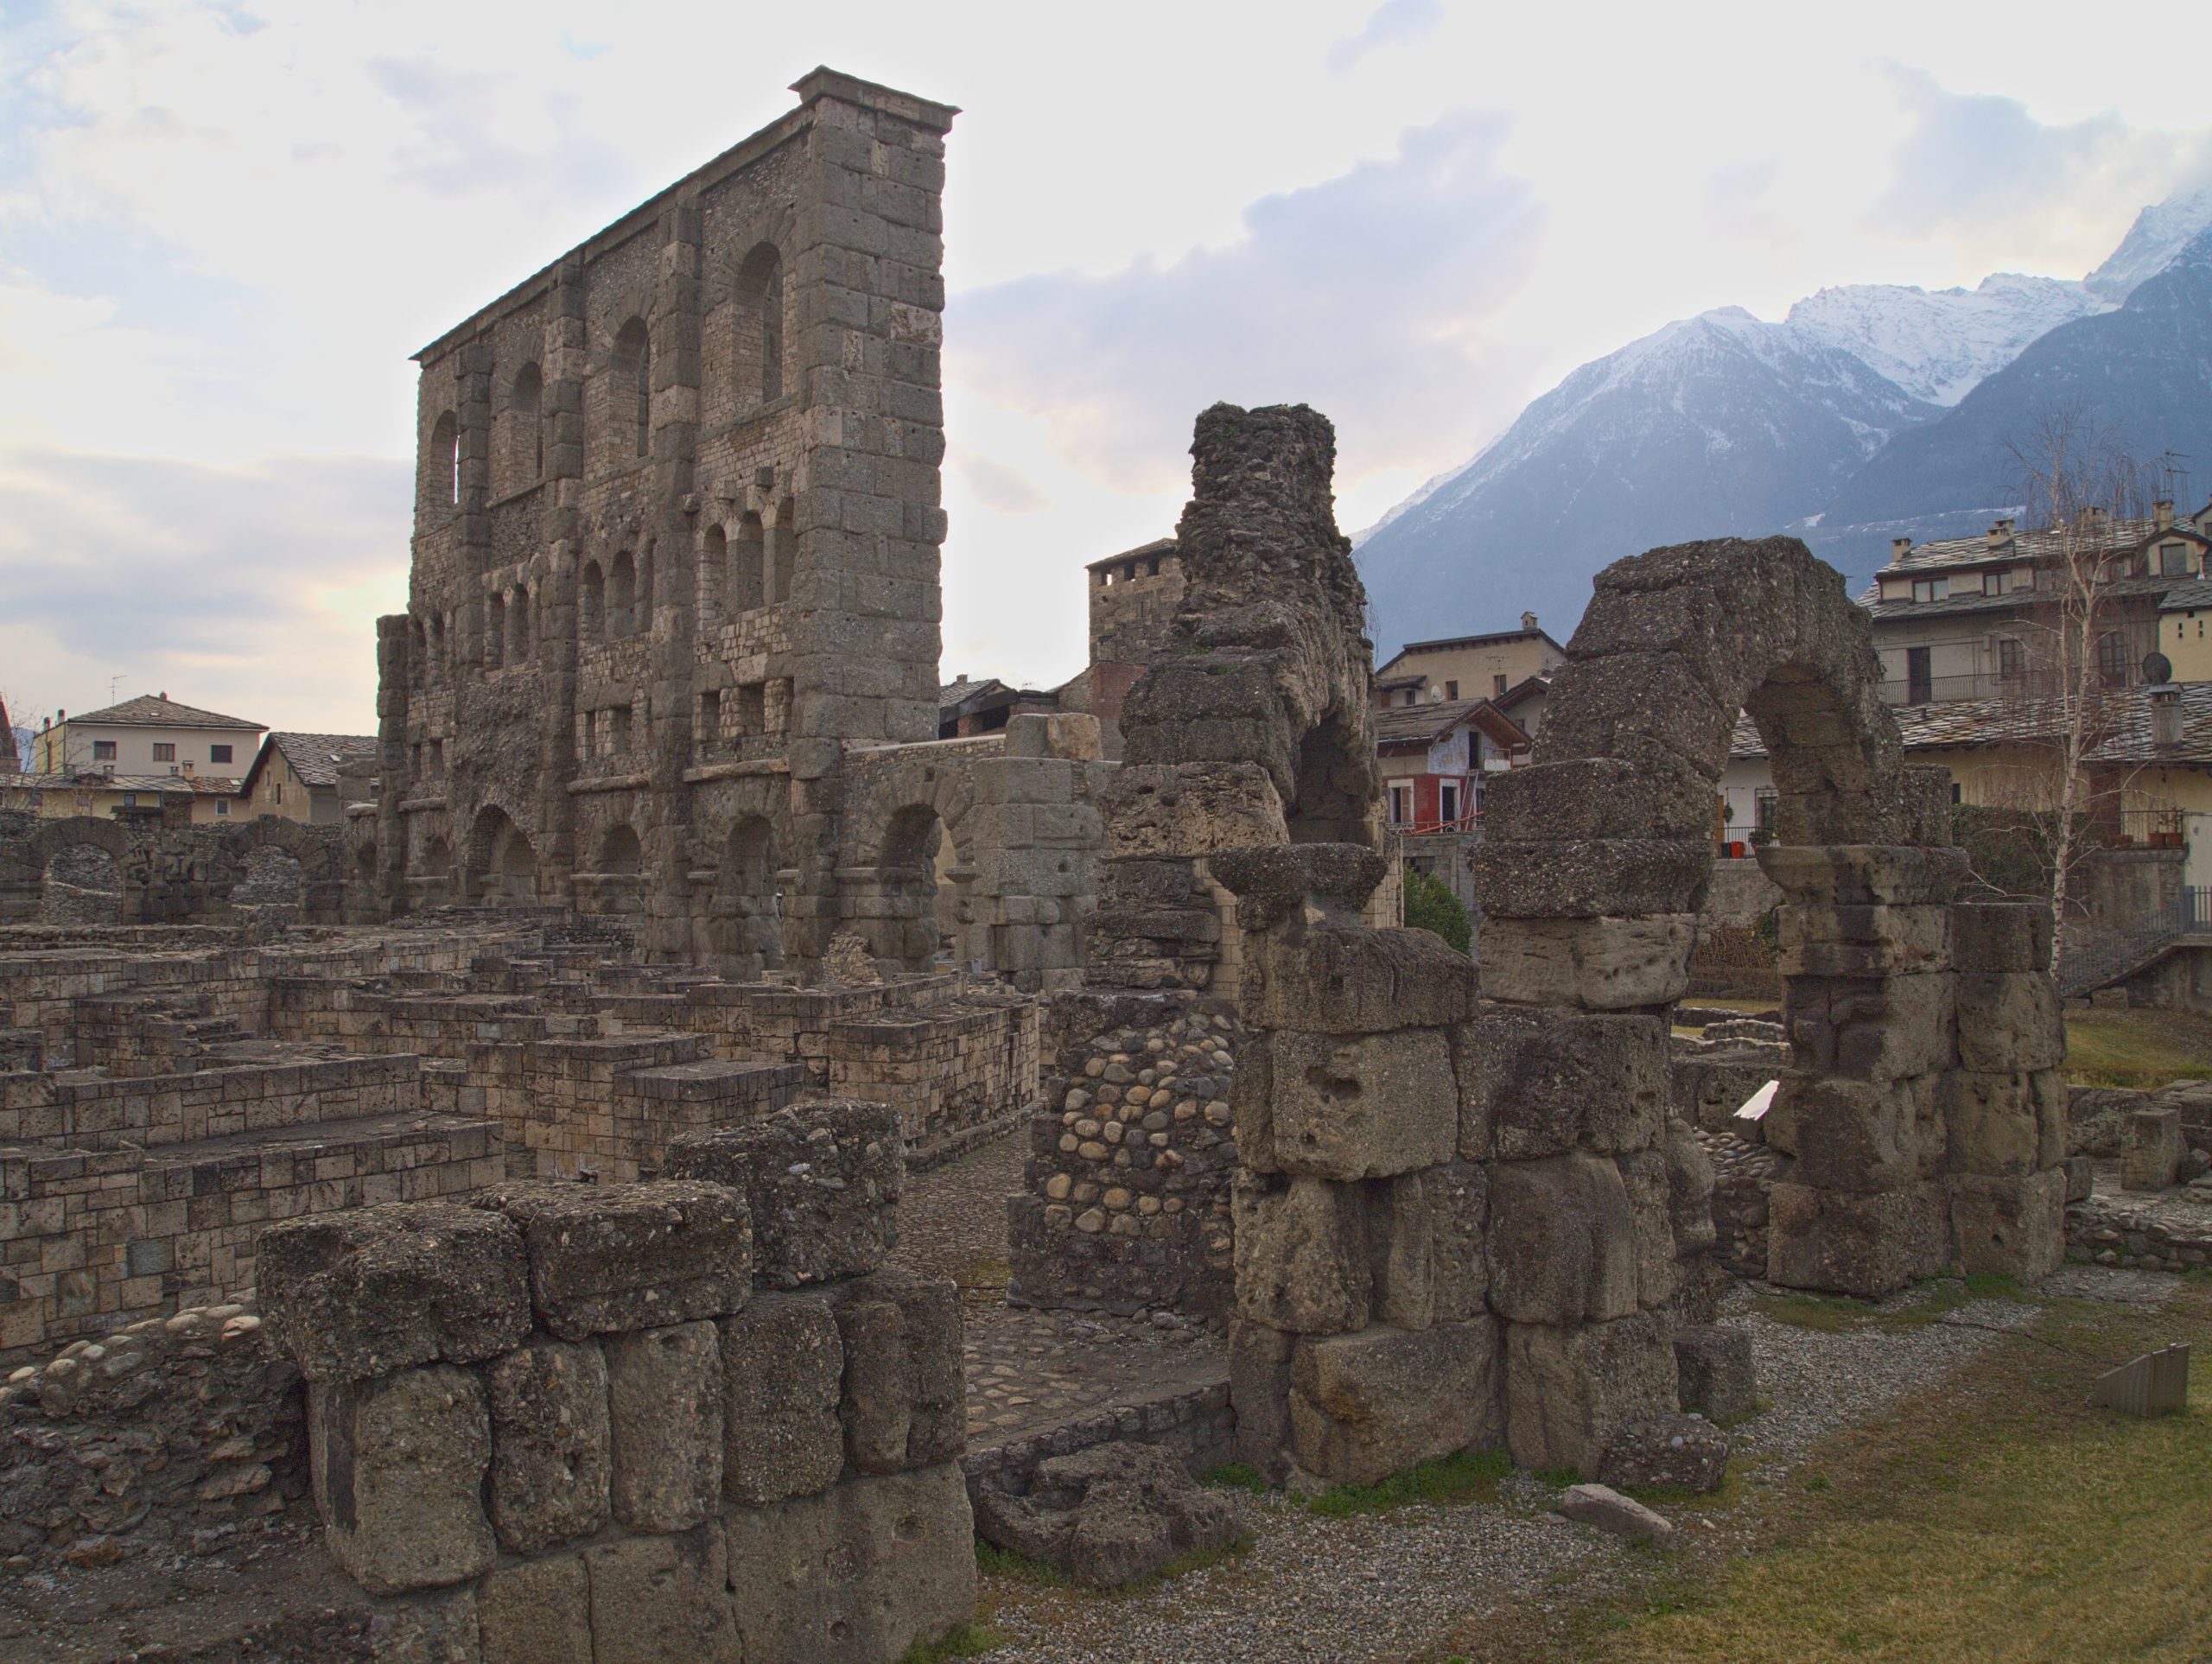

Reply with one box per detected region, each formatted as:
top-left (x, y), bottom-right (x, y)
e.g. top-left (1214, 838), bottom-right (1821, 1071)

top-left (1370, 1159), bottom-right (1489, 1329)
top-left (1257, 1027), bottom-right (1456, 1181)
top-left (1452, 1005), bottom-right (1669, 1159)
top-left (1469, 837), bottom-right (1711, 921)
top-left (310, 1364), bottom-right (494, 1596)
top-left (1096, 763), bottom-right (1287, 857)
top-left (1534, 651), bottom-right (1740, 783)
top-left (1940, 1070), bottom-right (2042, 1177)
top-left (1948, 902), bottom-right (2054, 973)
top-left (1288, 1317), bottom-right (1502, 1486)
top-left (1766, 1077), bottom-right (1922, 1194)
top-left (665, 1100), bottom-right (901, 1288)
top-left (259, 1202), bottom-right (530, 1383)
top-left (831, 1267), bottom-right (964, 1475)
top-left (1483, 753), bottom-right (1715, 844)
top-left (1617, 1149), bottom-right (1681, 1311)
top-left (366, 1585), bottom-right (481, 1664)
top-left (1228, 1317), bottom-right (1295, 1476)
top-left (724, 1464), bottom-right (977, 1664)
top-left (1672, 1324), bottom-right (1758, 1421)
top-left (1778, 901), bottom-right (1952, 977)
top-left (1955, 973), bottom-right (2064, 1073)
top-left (721, 1292), bottom-right (845, 1505)
top-left (1758, 844), bottom-right (1970, 908)
top-left (1210, 843), bottom-right (1388, 932)
top-left (1231, 1172), bottom-right (1370, 1335)
top-left (2123, 1108), bottom-right (2184, 1192)
top-left (478, 1555), bottom-right (592, 1664)
top-left (1948, 1170), bottom-right (2065, 1281)
top-left (605, 1320), bottom-right (723, 1532)
top-left (1478, 915), bottom-right (1697, 1010)
top-left (1598, 1413), bottom-right (1730, 1495)
top-left (1784, 971), bottom-right (1955, 1080)
top-left (1486, 1153), bottom-right (1640, 1326)
top-left (1558, 1481), bottom-right (1676, 1545)
top-left (973, 1441), bottom-right (1244, 1588)
top-left (1504, 1311), bottom-right (1677, 1475)
top-left (1764, 1180), bottom-right (1944, 1297)
top-left (1239, 922), bottom-right (1476, 1033)
top-left (477, 1181), bottom-right (751, 1340)
top-left (485, 1337), bottom-right (611, 1554)
top-left (583, 1524), bottom-right (735, 1664)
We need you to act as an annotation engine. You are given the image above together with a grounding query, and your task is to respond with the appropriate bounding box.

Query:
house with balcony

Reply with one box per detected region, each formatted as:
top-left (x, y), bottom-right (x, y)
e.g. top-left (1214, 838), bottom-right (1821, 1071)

top-left (16, 694), bottom-right (267, 824)
top-left (1376, 695), bottom-right (1532, 927)
top-left (1864, 503), bottom-right (2210, 708)
top-left (1373, 615), bottom-right (1567, 715)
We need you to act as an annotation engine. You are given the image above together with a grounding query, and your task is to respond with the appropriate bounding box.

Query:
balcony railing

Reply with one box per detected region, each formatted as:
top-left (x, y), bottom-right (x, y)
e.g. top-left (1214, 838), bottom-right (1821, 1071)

top-left (1390, 812), bottom-right (1483, 836)
top-left (2088, 806), bottom-right (2187, 850)
top-left (1878, 670), bottom-right (2073, 707)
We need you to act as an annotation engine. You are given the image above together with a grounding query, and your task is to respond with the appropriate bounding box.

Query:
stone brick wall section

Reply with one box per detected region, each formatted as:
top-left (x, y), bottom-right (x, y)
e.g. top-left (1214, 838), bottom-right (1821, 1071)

top-left (257, 1100), bottom-right (976, 1662)
top-left (1007, 989), bottom-right (1238, 1320)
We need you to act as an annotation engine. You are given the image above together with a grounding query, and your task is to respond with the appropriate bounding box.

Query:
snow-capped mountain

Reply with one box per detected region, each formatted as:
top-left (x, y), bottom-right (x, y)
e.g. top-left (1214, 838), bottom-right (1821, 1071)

top-left (1783, 273), bottom-right (2108, 406)
top-left (2086, 185), bottom-right (2212, 301)
top-left (1356, 184), bottom-right (2212, 659)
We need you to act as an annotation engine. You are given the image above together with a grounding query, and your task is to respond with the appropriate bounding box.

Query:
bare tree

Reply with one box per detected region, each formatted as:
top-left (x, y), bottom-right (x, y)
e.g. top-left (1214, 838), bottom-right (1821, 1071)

top-left (2000, 406), bottom-right (2159, 974)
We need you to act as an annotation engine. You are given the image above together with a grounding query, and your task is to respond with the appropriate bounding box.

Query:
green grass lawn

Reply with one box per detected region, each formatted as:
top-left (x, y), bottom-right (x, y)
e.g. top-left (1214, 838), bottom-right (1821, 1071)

top-left (2064, 1006), bottom-right (2212, 1088)
top-left (1452, 1286), bottom-right (2212, 1663)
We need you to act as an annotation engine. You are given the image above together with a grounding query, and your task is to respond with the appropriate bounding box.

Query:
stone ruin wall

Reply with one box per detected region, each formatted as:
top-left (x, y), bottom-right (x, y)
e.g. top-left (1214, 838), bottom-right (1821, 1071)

top-left (251, 1101), bottom-right (973, 1663)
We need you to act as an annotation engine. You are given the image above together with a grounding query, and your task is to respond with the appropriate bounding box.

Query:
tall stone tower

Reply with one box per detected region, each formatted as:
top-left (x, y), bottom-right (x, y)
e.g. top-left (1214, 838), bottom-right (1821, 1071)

top-left (372, 69), bottom-right (957, 974)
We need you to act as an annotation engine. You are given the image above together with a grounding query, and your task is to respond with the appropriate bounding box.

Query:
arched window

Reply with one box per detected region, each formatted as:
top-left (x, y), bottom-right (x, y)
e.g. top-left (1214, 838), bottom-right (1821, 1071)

top-left (612, 317), bottom-right (649, 465)
top-left (702, 526), bottom-right (728, 621)
top-left (768, 499), bottom-right (794, 605)
top-left (733, 513), bottom-right (766, 611)
top-left (506, 362), bottom-right (543, 487)
top-left (427, 411), bottom-right (459, 509)
top-left (608, 552), bottom-right (635, 638)
top-left (430, 613), bottom-right (447, 687)
top-left (509, 585), bottom-right (531, 664)
top-left (410, 619), bottom-right (428, 689)
top-left (735, 245), bottom-right (784, 404)
top-left (486, 592), bottom-right (505, 669)
top-left (580, 562), bottom-right (605, 641)
top-left (2098, 631), bottom-right (2131, 687)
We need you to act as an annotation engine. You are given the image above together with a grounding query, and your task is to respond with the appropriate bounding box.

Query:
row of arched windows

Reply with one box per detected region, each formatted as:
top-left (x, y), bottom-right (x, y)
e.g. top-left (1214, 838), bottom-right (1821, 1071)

top-left (580, 551), bottom-right (649, 642)
top-left (700, 504), bottom-right (794, 618)
top-left (419, 243), bottom-right (786, 512)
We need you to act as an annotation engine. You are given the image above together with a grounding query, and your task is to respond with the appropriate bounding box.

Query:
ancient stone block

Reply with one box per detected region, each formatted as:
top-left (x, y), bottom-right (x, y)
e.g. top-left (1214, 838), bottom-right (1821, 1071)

top-left (1482, 754), bottom-right (1714, 844)
top-left (1097, 763), bottom-right (1287, 857)
top-left (1558, 1481), bottom-right (1675, 1544)
top-left (1230, 1172), bottom-right (1370, 1336)
top-left (1766, 1077), bottom-right (1922, 1193)
top-left (478, 1555), bottom-right (592, 1664)
top-left (1288, 1317), bottom-right (1502, 1487)
top-left (1533, 651), bottom-right (1740, 783)
top-left (1660, 1114), bottom-right (1719, 1261)
top-left (1598, 1412), bottom-right (1730, 1495)
top-left (1485, 1153), bottom-right (1640, 1326)
top-left (1370, 1159), bottom-right (1489, 1329)
top-left (1777, 901), bottom-right (1951, 977)
top-left (583, 1524), bottom-right (735, 1664)
top-left (1468, 837), bottom-right (1711, 921)
top-left (1239, 922), bottom-right (1475, 1033)
top-left (259, 1201), bottom-right (530, 1382)
top-left (605, 1320), bottom-right (723, 1532)
top-left (478, 1181), bottom-right (751, 1340)
top-left (1228, 1317), bottom-right (1295, 1476)
top-left (1789, 970), bottom-right (1954, 1080)
top-left (310, 1364), bottom-right (494, 1596)
top-left (1758, 844), bottom-right (1969, 909)
top-left (2123, 1108), bottom-right (2184, 1192)
top-left (1477, 915), bottom-right (1697, 1011)
top-left (1617, 1149), bottom-right (1680, 1311)
top-left (721, 1292), bottom-right (844, 1505)
top-left (1257, 1028), bottom-right (1456, 1181)
top-left (1452, 1005), bottom-right (1668, 1160)
top-left (972, 1441), bottom-right (1243, 1589)
top-left (723, 1464), bottom-right (977, 1664)
top-left (664, 1100), bottom-right (901, 1288)
top-left (485, 1337), bottom-right (611, 1554)
top-left (1955, 972), bottom-right (2064, 1074)
top-left (365, 1585), bottom-right (480, 1664)
top-left (1940, 1071), bottom-right (2042, 1177)
top-left (1503, 1311), bottom-right (1677, 1476)
top-left (831, 1267), bottom-right (964, 1476)
top-left (1948, 902), bottom-right (2054, 974)
top-left (1948, 1170), bottom-right (2065, 1281)
top-left (1672, 1324), bottom-right (1758, 1421)
top-left (1764, 1180), bottom-right (1944, 1297)
top-left (1210, 843), bottom-right (1389, 932)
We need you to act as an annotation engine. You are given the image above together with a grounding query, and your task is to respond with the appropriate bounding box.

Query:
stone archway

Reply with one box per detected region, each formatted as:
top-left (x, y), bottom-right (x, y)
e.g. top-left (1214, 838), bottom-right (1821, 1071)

top-left (465, 805), bottom-right (539, 906)
top-left (1471, 537), bottom-right (2067, 1298)
top-left (706, 815), bottom-right (786, 979)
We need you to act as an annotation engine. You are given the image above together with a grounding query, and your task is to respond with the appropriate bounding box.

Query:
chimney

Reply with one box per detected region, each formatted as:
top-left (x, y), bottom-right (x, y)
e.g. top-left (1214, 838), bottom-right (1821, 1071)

top-left (2157, 499), bottom-right (2175, 530)
top-left (2152, 683), bottom-right (2183, 748)
top-left (1986, 521), bottom-right (2013, 550)
top-left (1520, 611), bottom-right (1538, 630)
top-left (1891, 537), bottom-right (1913, 562)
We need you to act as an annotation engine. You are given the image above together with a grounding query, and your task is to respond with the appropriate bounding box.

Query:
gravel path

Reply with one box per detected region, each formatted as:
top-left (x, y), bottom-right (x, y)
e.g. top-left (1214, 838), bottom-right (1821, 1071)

top-left (978, 1267), bottom-right (2170, 1664)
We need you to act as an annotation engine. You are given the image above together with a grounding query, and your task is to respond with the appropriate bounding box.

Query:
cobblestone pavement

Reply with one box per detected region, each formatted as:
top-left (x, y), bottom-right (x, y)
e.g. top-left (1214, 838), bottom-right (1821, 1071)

top-left (894, 1131), bottom-right (1226, 1448)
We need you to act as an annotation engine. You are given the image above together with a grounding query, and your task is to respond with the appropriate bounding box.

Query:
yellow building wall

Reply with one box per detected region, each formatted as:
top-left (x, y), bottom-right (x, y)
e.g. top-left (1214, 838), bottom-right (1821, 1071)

top-left (2158, 607), bottom-right (2212, 682)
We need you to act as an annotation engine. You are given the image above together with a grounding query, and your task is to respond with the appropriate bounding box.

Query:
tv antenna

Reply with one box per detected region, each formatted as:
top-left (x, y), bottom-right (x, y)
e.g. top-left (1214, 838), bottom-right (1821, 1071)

top-left (2158, 450), bottom-right (2190, 507)
top-left (109, 674), bottom-right (123, 703)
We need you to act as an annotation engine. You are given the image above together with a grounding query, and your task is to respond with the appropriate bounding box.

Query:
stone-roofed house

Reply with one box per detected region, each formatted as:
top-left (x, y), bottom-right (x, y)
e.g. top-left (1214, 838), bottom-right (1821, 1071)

top-left (240, 733), bottom-right (379, 825)
top-left (1864, 502), bottom-right (2211, 707)
top-left (1375, 696), bottom-right (1529, 833)
top-left (1371, 613), bottom-right (1567, 712)
top-left (16, 694), bottom-right (266, 824)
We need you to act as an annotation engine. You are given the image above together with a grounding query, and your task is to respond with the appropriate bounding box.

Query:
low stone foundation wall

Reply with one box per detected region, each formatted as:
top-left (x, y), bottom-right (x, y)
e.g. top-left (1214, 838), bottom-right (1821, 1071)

top-left (2064, 1191), bottom-right (2212, 1271)
top-left (961, 1376), bottom-right (1235, 1509)
top-left (1007, 990), bottom-right (1239, 1320)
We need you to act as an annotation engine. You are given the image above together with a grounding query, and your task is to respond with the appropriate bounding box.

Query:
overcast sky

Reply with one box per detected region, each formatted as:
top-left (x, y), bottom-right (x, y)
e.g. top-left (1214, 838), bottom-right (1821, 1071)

top-left (3, 0), bottom-right (2210, 733)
